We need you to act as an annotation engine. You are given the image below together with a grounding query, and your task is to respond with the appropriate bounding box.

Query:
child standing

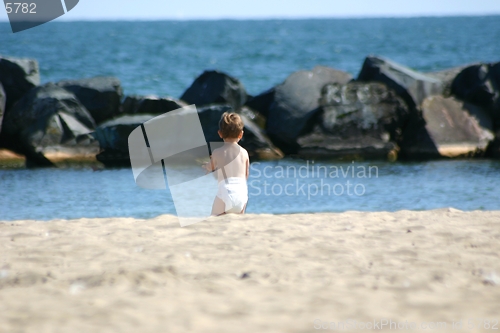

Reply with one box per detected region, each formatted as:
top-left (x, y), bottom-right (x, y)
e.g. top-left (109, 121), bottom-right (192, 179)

top-left (204, 112), bottom-right (249, 215)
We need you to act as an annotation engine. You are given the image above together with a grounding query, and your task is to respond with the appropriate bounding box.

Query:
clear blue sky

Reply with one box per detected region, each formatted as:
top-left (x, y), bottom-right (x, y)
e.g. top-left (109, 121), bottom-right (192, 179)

top-left (2, 0), bottom-right (500, 20)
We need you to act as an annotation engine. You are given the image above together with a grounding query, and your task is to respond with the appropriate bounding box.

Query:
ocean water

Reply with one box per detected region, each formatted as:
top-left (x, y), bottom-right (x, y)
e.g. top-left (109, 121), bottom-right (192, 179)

top-left (1, 17), bottom-right (500, 220)
top-left (1, 159), bottom-right (500, 221)
top-left (1, 17), bottom-right (500, 97)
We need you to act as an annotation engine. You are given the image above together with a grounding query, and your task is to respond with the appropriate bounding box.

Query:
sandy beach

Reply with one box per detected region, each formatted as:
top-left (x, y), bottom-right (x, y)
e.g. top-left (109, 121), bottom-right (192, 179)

top-left (1, 210), bottom-right (500, 333)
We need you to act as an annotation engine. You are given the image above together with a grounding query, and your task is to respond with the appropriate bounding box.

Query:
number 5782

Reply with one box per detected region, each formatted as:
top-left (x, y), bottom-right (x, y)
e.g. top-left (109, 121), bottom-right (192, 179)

top-left (5, 3), bottom-right (37, 14)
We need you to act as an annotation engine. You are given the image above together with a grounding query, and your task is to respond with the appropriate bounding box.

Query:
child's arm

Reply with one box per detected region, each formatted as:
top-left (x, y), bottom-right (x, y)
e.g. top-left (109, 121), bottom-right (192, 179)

top-left (245, 153), bottom-right (250, 180)
top-left (202, 155), bottom-right (216, 173)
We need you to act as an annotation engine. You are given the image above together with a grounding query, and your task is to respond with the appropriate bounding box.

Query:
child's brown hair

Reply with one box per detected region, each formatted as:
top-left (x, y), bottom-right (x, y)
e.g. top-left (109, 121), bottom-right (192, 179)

top-left (219, 112), bottom-right (244, 139)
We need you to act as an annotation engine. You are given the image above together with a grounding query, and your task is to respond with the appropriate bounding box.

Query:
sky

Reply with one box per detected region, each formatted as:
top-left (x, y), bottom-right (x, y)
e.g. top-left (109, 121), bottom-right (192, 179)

top-left (1, 0), bottom-right (500, 21)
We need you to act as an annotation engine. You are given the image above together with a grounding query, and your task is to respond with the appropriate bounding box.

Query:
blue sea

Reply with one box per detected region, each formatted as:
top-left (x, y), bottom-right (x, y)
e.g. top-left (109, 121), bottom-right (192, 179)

top-left (1, 17), bottom-right (500, 220)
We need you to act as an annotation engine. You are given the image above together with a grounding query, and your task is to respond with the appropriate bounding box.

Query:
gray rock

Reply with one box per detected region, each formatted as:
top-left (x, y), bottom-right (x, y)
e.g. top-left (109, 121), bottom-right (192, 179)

top-left (427, 64), bottom-right (469, 96)
top-left (486, 130), bottom-right (500, 158)
top-left (0, 83), bottom-right (5, 133)
top-left (57, 77), bottom-right (123, 124)
top-left (0, 83), bottom-right (96, 167)
top-left (244, 88), bottom-right (275, 118)
top-left (180, 70), bottom-right (248, 110)
top-left (122, 95), bottom-right (187, 115)
top-left (296, 82), bottom-right (408, 160)
top-left (491, 62), bottom-right (500, 126)
top-left (266, 66), bottom-right (352, 151)
top-left (451, 64), bottom-right (494, 106)
top-left (93, 114), bottom-right (156, 152)
top-left (451, 62), bottom-right (500, 128)
top-left (0, 56), bottom-right (40, 111)
top-left (357, 56), bottom-right (444, 110)
top-left (93, 114), bottom-right (159, 167)
top-left (297, 131), bottom-right (398, 160)
top-left (402, 96), bottom-right (494, 158)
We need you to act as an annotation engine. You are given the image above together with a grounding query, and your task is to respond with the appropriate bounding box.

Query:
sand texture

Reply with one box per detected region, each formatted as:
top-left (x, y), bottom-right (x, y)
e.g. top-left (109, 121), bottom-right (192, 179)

top-left (1, 210), bottom-right (500, 333)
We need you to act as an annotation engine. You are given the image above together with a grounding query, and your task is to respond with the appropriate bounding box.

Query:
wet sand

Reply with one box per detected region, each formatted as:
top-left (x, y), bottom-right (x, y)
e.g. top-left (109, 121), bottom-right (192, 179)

top-left (1, 209), bottom-right (500, 332)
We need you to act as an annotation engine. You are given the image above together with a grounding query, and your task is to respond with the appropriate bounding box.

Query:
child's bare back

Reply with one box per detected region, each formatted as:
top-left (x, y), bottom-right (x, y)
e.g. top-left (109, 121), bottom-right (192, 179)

top-left (211, 142), bottom-right (249, 182)
top-left (203, 112), bottom-right (249, 216)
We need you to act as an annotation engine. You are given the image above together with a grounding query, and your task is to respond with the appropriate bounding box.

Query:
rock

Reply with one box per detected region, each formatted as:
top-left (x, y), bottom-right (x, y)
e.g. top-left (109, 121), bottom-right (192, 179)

top-left (240, 112), bottom-right (283, 160)
top-left (398, 113), bottom-right (440, 159)
top-left (491, 62), bottom-right (500, 126)
top-left (486, 131), bottom-right (500, 158)
top-left (238, 106), bottom-right (266, 129)
top-left (0, 83), bottom-right (5, 133)
top-left (427, 64), bottom-right (469, 96)
top-left (180, 70), bottom-right (248, 110)
top-left (491, 61), bottom-right (500, 92)
top-left (197, 104), bottom-right (283, 160)
top-left (94, 105), bottom-right (283, 166)
top-left (95, 148), bottom-right (132, 167)
top-left (93, 114), bottom-right (156, 167)
top-left (122, 95), bottom-right (187, 115)
top-left (56, 77), bottom-right (123, 124)
top-left (93, 114), bottom-right (155, 153)
top-left (357, 56), bottom-right (444, 110)
top-left (451, 62), bottom-right (500, 127)
top-left (0, 56), bottom-right (40, 111)
top-left (297, 131), bottom-right (398, 160)
top-left (0, 83), bottom-right (96, 167)
top-left (266, 66), bottom-right (352, 152)
top-left (401, 96), bottom-right (494, 158)
top-left (296, 82), bottom-right (409, 159)
top-left (451, 64), bottom-right (494, 106)
top-left (244, 88), bottom-right (275, 118)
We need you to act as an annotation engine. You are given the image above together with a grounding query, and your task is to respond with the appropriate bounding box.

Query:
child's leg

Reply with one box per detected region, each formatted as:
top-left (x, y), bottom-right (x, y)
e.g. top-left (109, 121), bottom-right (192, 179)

top-left (240, 202), bottom-right (247, 214)
top-left (211, 196), bottom-right (226, 216)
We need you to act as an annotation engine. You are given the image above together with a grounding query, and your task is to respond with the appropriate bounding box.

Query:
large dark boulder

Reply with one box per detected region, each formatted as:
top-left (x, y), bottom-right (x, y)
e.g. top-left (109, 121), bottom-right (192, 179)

top-left (180, 70), bottom-right (248, 110)
top-left (0, 83), bottom-right (96, 167)
top-left (401, 96), bottom-right (494, 158)
top-left (296, 82), bottom-right (408, 160)
top-left (56, 77), bottom-right (123, 124)
top-left (0, 83), bottom-right (5, 133)
top-left (398, 113), bottom-right (440, 160)
top-left (93, 114), bottom-right (154, 153)
top-left (93, 114), bottom-right (155, 167)
top-left (357, 56), bottom-right (444, 110)
top-left (0, 56), bottom-right (40, 111)
top-left (244, 88), bottom-right (275, 118)
top-left (451, 64), bottom-right (494, 105)
top-left (491, 62), bottom-right (500, 126)
top-left (122, 95), bottom-right (187, 115)
top-left (486, 130), bottom-right (500, 158)
top-left (451, 62), bottom-right (500, 127)
top-left (266, 66), bottom-right (352, 152)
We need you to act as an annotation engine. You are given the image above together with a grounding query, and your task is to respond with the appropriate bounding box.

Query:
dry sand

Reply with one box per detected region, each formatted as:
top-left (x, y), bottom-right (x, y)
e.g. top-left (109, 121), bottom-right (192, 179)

top-left (1, 210), bottom-right (500, 333)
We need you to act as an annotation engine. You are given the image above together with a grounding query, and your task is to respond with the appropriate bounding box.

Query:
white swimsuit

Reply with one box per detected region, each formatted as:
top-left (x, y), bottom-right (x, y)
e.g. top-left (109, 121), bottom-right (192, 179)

top-left (217, 177), bottom-right (248, 214)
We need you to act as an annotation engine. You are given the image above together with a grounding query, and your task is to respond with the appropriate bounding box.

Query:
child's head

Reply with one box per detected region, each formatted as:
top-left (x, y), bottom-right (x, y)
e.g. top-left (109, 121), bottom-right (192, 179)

top-left (218, 112), bottom-right (244, 141)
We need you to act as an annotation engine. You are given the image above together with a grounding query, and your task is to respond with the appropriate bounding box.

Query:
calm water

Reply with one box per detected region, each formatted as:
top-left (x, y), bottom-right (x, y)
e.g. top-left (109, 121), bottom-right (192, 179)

top-left (1, 17), bottom-right (500, 220)
top-left (0, 159), bottom-right (499, 221)
top-left (1, 17), bottom-right (500, 97)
